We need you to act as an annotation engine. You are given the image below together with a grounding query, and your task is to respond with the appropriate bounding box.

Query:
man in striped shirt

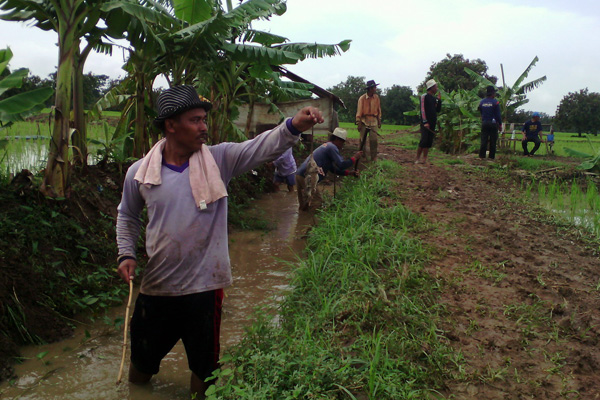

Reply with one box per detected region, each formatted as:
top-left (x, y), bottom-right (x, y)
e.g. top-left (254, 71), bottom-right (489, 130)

top-left (416, 79), bottom-right (442, 164)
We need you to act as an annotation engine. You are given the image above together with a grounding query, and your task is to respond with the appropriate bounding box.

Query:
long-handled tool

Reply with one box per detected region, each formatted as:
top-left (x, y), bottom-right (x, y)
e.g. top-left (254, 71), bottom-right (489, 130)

top-left (354, 126), bottom-right (369, 171)
top-left (116, 280), bottom-right (134, 385)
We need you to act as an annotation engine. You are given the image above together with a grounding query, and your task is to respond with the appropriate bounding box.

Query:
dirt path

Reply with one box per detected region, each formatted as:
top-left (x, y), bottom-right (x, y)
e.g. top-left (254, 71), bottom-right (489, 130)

top-left (377, 137), bottom-right (600, 399)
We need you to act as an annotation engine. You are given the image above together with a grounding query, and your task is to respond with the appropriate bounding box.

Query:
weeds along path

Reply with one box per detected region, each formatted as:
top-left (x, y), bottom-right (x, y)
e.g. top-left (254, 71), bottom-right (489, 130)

top-left (377, 137), bottom-right (600, 398)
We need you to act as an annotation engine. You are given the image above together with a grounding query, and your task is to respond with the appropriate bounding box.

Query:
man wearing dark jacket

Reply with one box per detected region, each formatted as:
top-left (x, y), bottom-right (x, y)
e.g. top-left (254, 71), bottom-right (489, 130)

top-left (478, 86), bottom-right (502, 159)
top-left (416, 79), bottom-right (442, 164)
top-left (521, 112), bottom-right (543, 156)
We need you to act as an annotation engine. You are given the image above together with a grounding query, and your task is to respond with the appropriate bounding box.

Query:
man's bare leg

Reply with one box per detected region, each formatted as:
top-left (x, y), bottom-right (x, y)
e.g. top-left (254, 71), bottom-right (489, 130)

top-left (422, 148), bottom-right (430, 164)
top-left (416, 147), bottom-right (423, 163)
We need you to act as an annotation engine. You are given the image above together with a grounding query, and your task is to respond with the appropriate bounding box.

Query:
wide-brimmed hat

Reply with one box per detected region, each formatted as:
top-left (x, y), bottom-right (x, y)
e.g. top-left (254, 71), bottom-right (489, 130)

top-left (154, 85), bottom-right (212, 123)
top-left (331, 127), bottom-right (348, 141)
top-left (426, 79), bottom-right (437, 90)
top-left (366, 80), bottom-right (379, 90)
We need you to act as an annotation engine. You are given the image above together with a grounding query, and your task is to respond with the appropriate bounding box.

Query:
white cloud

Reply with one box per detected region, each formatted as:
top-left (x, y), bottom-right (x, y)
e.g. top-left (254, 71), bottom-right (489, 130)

top-left (1, 0), bottom-right (599, 115)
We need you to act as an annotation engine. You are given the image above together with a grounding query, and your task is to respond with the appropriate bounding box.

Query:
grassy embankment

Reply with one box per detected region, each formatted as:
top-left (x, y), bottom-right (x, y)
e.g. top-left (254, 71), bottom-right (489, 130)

top-left (205, 161), bottom-right (460, 399)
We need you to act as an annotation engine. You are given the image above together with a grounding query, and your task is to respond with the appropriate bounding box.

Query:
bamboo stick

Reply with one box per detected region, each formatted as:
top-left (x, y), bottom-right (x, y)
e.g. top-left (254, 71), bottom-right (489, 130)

top-left (116, 280), bottom-right (134, 385)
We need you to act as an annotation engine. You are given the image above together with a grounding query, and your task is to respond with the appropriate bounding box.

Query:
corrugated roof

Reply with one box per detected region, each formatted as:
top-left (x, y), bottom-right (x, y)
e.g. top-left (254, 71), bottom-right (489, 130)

top-left (273, 66), bottom-right (346, 109)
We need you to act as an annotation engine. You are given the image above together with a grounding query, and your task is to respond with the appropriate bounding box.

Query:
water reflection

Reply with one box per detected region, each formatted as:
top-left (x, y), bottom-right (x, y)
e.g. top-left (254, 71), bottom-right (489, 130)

top-left (0, 138), bottom-right (102, 176)
top-left (0, 190), bottom-right (310, 399)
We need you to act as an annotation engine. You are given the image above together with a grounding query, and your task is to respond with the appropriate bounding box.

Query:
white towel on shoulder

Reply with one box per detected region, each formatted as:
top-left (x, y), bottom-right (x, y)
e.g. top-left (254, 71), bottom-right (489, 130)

top-left (134, 138), bottom-right (228, 210)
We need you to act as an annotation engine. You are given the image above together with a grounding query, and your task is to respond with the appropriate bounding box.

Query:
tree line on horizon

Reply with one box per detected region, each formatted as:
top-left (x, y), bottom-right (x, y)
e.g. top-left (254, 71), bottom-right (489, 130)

top-left (327, 53), bottom-right (600, 137)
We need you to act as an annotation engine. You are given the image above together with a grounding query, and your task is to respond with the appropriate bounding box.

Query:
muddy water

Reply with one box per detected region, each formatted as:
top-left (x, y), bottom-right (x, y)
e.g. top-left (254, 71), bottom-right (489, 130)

top-left (0, 190), bottom-right (310, 399)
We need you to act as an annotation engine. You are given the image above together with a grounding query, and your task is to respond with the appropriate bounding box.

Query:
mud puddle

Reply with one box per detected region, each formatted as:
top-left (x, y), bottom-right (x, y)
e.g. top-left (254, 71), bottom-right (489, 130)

top-left (0, 190), bottom-right (309, 399)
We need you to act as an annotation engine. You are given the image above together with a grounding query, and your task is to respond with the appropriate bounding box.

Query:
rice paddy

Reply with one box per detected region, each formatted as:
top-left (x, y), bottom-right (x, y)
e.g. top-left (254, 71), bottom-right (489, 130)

top-left (0, 120), bottom-right (106, 176)
top-left (527, 178), bottom-right (600, 238)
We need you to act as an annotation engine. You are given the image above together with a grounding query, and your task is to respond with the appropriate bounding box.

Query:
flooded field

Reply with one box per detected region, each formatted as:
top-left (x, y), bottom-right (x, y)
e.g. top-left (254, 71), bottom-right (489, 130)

top-left (0, 190), bottom-right (309, 399)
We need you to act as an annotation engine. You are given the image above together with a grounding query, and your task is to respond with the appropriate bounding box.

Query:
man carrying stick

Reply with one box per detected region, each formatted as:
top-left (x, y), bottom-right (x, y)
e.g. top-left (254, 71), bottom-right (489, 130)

top-left (355, 79), bottom-right (382, 162)
top-left (115, 85), bottom-right (323, 398)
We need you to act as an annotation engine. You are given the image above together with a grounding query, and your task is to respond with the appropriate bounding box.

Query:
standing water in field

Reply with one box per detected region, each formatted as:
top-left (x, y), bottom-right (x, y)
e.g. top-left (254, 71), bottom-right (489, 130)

top-left (0, 190), bottom-right (310, 400)
top-left (528, 179), bottom-right (600, 237)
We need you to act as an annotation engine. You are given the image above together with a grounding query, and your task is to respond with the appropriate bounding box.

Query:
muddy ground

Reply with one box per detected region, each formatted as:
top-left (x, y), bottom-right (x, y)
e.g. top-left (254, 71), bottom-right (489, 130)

top-left (3, 131), bottom-right (600, 398)
top-left (371, 133), bottom-right (600, 399)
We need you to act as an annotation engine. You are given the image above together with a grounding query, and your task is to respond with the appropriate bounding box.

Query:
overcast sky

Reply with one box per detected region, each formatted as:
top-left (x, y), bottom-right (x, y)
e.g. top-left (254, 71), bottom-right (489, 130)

top-left (1, 0), bottom-right (599, 115)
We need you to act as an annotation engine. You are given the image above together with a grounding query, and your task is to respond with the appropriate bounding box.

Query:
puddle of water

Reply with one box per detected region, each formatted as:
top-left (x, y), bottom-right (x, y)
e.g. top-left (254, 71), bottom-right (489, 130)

top-left (0, 190), bottom-right (311, 399)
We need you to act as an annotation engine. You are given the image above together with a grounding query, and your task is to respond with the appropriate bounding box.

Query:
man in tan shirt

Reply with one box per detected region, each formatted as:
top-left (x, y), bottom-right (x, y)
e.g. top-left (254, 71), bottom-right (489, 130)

top-left (355, 79), bottom-right (382, 161)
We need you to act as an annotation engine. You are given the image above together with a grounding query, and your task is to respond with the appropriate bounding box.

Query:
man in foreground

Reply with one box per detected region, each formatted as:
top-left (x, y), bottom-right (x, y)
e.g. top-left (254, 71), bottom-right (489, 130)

top-left (478, 85), bottom-right (502, 160)
top-left (295, 127), bottom-right (362, 211)
top-left (522, 112), bottom-right (543, 156)
top-left (416, 79), bottom-right (442, 164)
top-left (115, 85), bottom-right (323, 398)
top-left (355, 79), bottom-right (382, 162)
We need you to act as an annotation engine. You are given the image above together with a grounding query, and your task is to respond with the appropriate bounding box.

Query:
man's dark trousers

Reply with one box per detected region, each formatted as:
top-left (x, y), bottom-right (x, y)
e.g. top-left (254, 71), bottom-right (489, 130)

top-left (479, 122), bottom-right (498, 159)
top-left (522, 136), bottom-right (541, 155)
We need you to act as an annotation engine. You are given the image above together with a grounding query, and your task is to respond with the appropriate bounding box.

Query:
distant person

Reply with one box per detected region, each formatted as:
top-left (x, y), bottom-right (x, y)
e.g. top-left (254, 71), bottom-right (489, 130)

top-left (546, 129), bottom-right (555, 154)
top-left (355, 80), bottom-right (382, 162)
top-left (115, 85), bottom-right (324, 399)
top-left (295, 128), bottom-right (362, 211)
top-left (478, 86), bottom-right (502, 160)
top-left (416, 79), bottom-right (442, 164)
top-left (521, 112), bottom-right (543, 156)
top-left (272, 147), bottom-right (296, 192)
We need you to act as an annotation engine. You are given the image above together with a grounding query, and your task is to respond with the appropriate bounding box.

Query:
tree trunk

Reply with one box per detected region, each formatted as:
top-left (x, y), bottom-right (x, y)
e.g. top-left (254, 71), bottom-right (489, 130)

top-left (244, 96), bottom-right (255, 138)
top-left (41, 14), bottom-right (75, 198)
top-left (72, 45), bottom-right (88, 168)
top-left (133, 71), bottom-right (147, 157)
top-left (147, 80), bottom-right (159, 145)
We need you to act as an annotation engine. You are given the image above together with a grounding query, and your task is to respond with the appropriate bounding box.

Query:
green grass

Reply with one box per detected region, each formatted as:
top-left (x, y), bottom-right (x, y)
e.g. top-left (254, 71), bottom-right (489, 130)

top-left (501, 130), bottom-right (600, 158)
top-left (338, 122), bottom-right (412, 140)
top-left (505, 155), bottom-right (566, 171)
top-left (206, 161), bottom-right (459, 399)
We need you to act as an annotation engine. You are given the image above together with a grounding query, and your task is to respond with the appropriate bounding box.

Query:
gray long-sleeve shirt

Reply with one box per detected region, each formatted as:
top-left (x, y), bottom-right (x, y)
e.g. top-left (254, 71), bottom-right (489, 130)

top-left (116, 120), bottom-right (299, 296)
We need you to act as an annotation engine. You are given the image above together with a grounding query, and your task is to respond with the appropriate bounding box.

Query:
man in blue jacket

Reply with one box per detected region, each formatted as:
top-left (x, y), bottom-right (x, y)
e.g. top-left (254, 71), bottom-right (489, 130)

top-left (478, 86), bottom-right (502, 159)
top-left (522, 112), bottom-right (543, 156)
top-left (296, 127), bottom-right (362, 210)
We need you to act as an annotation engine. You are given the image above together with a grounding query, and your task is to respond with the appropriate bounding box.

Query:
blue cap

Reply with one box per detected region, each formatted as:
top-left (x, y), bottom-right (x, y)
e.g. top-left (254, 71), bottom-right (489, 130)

top-left (532, 112), bottom-right (540, 117)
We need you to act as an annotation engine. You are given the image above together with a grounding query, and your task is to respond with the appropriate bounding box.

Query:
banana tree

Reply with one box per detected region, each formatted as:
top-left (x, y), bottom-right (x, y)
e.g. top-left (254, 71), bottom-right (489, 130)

top-left (404, 84), bottom-right (480, 154)
top-left (165, 0), bottom-right (351, 143)
top-left (436, 87), bottom-right (481, 154)
top-left (464, 56), bottom-right (547, 125)
top-left (71, 27), bottom-right (115, 167)
top-left (100, 0), bottom-right (177, 157)
top-left (0, 48), bottom-right (54, 126)
top-left (0, 0), bottom-right (109, 196)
